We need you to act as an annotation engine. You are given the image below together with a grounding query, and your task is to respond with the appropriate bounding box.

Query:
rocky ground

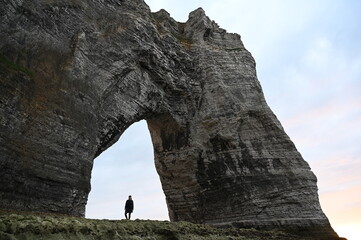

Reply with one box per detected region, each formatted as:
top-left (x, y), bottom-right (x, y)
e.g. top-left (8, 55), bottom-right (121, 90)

top-left (0, 209), bottom-right (304, 240)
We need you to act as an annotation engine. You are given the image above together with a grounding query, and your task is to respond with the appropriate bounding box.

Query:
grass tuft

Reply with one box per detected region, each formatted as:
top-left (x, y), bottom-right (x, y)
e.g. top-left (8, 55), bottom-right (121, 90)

top-left (0, 53), bottom-right (33, 77)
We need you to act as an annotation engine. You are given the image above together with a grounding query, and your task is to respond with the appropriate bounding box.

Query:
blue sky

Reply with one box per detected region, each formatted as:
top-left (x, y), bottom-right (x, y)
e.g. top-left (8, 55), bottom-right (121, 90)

top-left (86, 1), bottom-right (361, 239)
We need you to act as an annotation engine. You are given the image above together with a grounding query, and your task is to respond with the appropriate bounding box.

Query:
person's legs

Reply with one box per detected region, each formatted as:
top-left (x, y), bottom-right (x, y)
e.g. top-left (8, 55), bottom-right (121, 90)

top-left (125, 211), bottom-right (132, 220)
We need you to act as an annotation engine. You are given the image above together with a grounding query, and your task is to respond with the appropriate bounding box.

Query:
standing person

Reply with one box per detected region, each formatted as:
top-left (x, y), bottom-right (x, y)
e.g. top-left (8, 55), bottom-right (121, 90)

top-left (124, 195), bottom-right (134, 220)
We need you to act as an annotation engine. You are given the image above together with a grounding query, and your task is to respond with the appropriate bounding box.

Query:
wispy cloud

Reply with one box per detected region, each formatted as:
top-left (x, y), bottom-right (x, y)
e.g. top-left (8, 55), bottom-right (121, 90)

top-left (313, 154), bottom-right (361, 192)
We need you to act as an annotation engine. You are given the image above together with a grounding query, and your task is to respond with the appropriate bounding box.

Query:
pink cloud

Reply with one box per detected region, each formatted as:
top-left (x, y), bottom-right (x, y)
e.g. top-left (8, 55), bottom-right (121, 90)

top-left (310, 154), bottom-right (361, 191)
top-left (320, 185), bottom-right (361, 226)
top-left (283, 95), bottom-right (361, 130)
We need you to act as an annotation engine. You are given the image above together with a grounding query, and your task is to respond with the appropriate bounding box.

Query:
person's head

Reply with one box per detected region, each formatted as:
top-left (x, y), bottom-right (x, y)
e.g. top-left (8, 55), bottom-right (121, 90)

top-left (128, 195), bottom-right (132, 200)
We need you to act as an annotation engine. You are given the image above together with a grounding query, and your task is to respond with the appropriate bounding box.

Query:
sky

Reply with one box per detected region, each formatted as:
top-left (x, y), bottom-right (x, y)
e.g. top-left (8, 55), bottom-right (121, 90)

top-left (86, 1), bottom-right (361, 239)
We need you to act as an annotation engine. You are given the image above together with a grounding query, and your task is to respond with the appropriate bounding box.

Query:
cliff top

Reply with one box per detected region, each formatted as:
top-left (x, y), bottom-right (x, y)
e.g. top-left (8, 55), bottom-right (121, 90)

top-left (0, 209), bottom-right (302, 240)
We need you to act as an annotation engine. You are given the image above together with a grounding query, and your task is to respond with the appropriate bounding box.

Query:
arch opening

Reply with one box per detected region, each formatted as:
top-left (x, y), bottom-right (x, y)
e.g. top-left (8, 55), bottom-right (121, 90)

top-left (86, 120), bottom-right (168, 220)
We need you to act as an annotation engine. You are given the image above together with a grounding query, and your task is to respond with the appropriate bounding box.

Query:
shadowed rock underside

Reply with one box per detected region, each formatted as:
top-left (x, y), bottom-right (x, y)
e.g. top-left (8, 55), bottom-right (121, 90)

top-left (0, 0), bottom-right (339, 239)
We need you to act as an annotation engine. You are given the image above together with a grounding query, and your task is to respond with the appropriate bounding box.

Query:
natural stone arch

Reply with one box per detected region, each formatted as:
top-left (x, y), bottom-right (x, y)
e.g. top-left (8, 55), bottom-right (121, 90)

top-left (0, 0), bottom-right (338, 239)
top-left (85, 119), bottom-right (167, 220)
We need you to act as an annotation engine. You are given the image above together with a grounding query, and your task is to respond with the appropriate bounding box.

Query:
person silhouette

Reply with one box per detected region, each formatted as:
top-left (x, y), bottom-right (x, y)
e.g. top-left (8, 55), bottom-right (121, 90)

top-left (124, 195), bottom-right (134, 220)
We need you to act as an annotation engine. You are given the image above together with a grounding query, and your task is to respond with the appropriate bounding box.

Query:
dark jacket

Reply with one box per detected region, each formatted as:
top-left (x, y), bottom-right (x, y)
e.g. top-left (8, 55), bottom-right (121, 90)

top-left (125, 200), bottom-right (134, 212)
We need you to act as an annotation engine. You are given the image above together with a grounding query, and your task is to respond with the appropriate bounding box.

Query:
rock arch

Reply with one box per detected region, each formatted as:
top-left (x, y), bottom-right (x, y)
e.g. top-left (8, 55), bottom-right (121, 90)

top-left (0, 0), bottom-right (338, 238)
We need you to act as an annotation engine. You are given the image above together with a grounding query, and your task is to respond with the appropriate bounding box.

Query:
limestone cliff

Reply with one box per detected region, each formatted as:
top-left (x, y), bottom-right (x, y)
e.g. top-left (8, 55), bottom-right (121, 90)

top-left (0, 0), bottom-right (339, 239)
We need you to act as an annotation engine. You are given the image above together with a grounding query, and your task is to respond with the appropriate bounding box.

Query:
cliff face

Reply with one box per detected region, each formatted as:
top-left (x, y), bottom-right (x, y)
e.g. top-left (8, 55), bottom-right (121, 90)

top-left (0, 0), bottom-right (338, 239)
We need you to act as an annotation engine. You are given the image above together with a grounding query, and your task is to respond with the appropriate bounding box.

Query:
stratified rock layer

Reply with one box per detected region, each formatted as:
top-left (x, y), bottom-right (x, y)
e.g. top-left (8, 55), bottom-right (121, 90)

top-left (0, 0), bottom-right (338, 239)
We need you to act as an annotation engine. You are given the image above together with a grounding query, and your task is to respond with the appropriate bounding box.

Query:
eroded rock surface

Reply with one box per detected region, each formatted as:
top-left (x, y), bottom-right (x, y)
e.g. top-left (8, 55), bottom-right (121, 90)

top-left (0, 0), bottom-right (338, 239)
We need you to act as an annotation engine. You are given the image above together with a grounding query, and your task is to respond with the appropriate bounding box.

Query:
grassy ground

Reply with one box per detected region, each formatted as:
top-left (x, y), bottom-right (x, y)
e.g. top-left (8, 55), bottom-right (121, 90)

top-left (0, 209), bottom-right (302, 240)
